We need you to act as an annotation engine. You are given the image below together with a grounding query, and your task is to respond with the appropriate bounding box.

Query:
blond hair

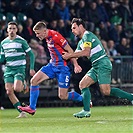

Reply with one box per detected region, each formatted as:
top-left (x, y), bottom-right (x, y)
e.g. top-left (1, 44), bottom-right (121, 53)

top-left (33, 21), bottom-right (47, 31)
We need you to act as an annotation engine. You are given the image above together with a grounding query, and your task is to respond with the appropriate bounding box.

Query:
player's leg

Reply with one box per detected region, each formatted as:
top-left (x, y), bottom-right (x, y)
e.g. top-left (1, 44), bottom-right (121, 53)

top-left (10, 72), bottom-right (29, 118)
top-left (14, 72), bottom-right (29, 118)
top-left (13, 68), bottom-right (29, 94)
top-left (98, 58), bottom-right (133, 103)
top-left (14, 79), bottom-right (29, 94)
top-left (73, 75), bottom-right (94, 118)
top-left (57, 66), bottom-right (82, 101)
top-left (5, 82), bottom-right (26, 118)
top-left (30, 70), bottom-right (49, 109)
top-left (110, 88), bottom-right (133, 102)
top-left (14, 80), bottom-right (24, 92)
top-left (68, 91), bottom-right (83, 102)
top-left (23, 80), bottom-right (29, 94)
top-left (5, 82), bottom-right (20, 109)
top-left (18, 70), bottom-right (49, 115)
top-left (100, 84), bottom-right (133, 102)
top-left (4, 71), bottom-right (22, 112)
top-left (4, 68), bottom-right (27, 118)
top-left (59, 86), bottom-right (92, 105)
top-left (58, 87), bottom-right (82, 101)
top-left (18, 64), bottom-right (53, 115)
top-left (73, 67), bottom-right (97, 118)
top-left (100, 83), bottom-right (133, 101)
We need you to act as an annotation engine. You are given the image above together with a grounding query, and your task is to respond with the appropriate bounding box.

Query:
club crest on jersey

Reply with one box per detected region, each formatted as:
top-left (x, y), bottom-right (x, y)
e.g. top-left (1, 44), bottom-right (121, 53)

top-left (47, 36), bottom-right (54, 47)
top-left (60, 39), bottom-right (64, 42)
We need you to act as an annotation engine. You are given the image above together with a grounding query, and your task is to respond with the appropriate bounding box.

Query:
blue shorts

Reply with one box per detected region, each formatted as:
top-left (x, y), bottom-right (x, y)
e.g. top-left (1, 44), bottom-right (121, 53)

top-left (40, 63), bottom-right (71, 88)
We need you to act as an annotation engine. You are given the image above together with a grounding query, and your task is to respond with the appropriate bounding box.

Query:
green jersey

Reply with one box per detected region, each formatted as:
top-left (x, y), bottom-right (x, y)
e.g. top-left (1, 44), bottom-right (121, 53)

top-left (76, 31), bottom-right (107, 64)
top-left (0, 35), bottom-right (32, 69)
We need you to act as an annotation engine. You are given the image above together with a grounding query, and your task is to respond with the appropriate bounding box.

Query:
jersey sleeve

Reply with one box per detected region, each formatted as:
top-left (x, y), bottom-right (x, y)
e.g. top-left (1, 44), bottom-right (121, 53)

top-left (22, 40), bottom-right (35, 69)
top-left (55, 32), bottom-right (68, 48)
top-left (22, 40), bottom-right (31, 52)
top-left (82, 34), bottom-right (92, 48)
top-left (0, 44), bottom-right (5, 63)
top-left (27, 50), bottom-right (35, 70)
top-left (75, 42), bottom-right (82, 52)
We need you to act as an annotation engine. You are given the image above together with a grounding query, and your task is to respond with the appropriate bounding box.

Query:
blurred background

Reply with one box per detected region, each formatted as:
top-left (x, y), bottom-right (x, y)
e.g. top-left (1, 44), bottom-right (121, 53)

top-left (0, 0), bottom-right (133, 109)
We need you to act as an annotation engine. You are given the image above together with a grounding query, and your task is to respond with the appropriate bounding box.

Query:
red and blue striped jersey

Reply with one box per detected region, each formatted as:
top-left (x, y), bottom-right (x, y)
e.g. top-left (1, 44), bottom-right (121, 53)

top-left (46, 30), bottom-right (70, 66)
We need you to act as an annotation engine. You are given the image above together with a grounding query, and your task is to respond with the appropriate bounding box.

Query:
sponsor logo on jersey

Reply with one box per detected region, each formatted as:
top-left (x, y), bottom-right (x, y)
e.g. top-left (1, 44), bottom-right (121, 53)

top-left (4, 49), bottom-right (17, 53)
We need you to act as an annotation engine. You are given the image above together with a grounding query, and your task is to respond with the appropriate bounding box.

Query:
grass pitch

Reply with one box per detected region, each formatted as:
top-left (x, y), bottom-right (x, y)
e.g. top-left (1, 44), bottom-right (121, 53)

top-left (0, 106), bottom-right (133, 133)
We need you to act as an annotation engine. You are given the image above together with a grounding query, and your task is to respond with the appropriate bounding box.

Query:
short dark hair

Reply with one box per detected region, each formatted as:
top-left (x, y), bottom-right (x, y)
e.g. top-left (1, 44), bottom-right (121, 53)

top-left (33, 21), bottom-right (47, 31)
top-left (71, 18), bottom-right (85, 28)
top-left (8, 21), bottom-right (18, 27)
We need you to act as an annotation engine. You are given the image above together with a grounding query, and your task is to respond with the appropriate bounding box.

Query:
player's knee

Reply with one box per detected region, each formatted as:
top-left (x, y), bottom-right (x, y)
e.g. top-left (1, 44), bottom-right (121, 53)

top-left (79, 81), bottom-right (85, 90)
top-left (30, 77), bottom-right (37, 86)
top-left (100, 85), bottom-right (111, 96)
top-left (30, 78), bottom-right (34, 84)
top-left (14, 87), bottom-right (21, 92)
top-left (101, 89), bottom-right (110, 96)
top-left (6, 88), bottom-right (13, 95)
top-left (13, 84), bottom-right (22, 92)
top-left (58, 94), bottom-right (67, 100)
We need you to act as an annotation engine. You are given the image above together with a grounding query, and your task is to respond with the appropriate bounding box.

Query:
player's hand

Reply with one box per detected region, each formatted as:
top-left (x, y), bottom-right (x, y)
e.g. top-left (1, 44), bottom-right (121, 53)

top-left (74, 64), bottom-right (82, 73)
top-left (62, 52), bottom-right (71, 60)
top-left (30, 69), bottom-right (36, 76)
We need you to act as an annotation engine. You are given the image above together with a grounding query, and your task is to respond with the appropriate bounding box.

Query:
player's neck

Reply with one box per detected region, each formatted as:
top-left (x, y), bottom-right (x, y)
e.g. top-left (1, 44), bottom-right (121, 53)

top-left (9, 35), bottom-right (17, 40)
top-left (79, 29), bottom-right (86, 39)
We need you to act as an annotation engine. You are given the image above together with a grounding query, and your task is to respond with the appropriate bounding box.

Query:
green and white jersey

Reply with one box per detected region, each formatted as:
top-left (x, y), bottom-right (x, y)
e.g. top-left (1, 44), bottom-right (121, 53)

top-left (76, 31), bottom-right (107, 64)
top-left (0, 35), bottom-right (31, 69)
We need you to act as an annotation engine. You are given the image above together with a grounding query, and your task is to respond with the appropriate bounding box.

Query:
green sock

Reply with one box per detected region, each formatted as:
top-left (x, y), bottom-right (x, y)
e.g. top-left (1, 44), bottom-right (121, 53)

top-left (13, 102), bottom-right (22, 113)
top-left (81, 88), bottom-right (91, 111)
top-left (110, 88), bottom-right (133, 101)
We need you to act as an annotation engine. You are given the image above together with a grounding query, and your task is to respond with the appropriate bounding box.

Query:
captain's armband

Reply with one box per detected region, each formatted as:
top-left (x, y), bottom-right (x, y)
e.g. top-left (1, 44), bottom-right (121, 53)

top-left (83, 42), bottom-right (92, 48)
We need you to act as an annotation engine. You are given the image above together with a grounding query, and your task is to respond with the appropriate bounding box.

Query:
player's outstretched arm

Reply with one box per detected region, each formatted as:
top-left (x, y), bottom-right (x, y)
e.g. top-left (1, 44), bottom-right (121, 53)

top-left (63, 44), bottom-right (82, 73)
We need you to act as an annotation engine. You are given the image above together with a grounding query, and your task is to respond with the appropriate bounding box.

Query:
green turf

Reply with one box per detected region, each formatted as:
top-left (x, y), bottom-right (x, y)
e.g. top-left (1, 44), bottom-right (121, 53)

top-left (0, 106), bottom-right (133, 133)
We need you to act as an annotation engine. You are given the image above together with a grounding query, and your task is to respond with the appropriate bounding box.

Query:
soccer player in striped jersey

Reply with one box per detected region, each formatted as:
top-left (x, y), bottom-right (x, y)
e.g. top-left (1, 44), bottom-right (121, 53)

top-left (18, 21), bottom-right (83, 115)
top-left (0, 22), bottom-right (36, 118)
top-left (62, 18), bottom-right (133, 118)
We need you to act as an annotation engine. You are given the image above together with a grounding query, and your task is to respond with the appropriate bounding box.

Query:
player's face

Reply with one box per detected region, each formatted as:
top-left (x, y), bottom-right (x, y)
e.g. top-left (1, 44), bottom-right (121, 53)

top-left (71, 23), bottom-right (81, 37)
top-left (34, 28), bottom-right (47, 40)
top-left (7, 24), bottom-right (17, 38)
